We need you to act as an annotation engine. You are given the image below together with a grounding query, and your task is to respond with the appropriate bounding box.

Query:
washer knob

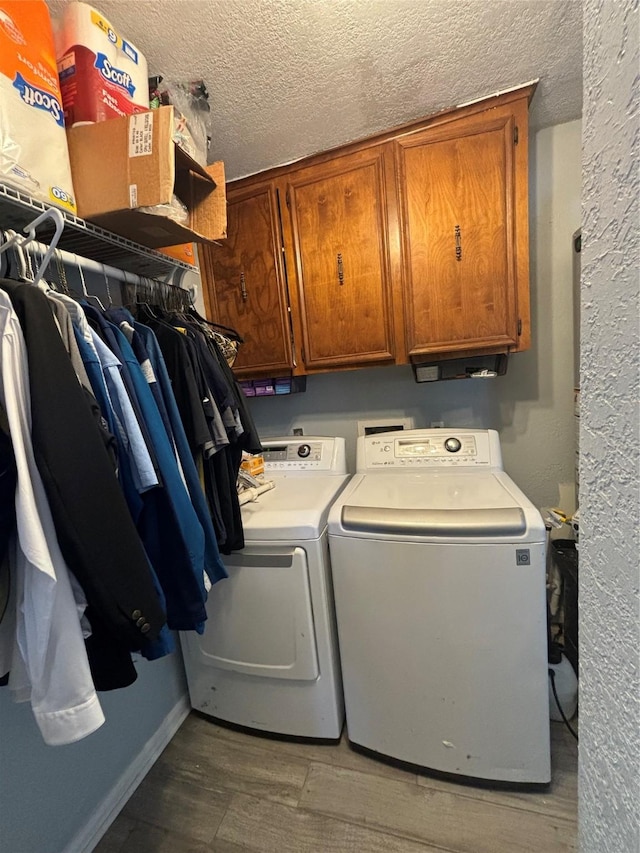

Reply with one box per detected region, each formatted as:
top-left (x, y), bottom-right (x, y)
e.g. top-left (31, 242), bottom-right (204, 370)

top-left (297, 444), bottom-right (311, 458)
top-left (444, 437), bottom-right (462, 453)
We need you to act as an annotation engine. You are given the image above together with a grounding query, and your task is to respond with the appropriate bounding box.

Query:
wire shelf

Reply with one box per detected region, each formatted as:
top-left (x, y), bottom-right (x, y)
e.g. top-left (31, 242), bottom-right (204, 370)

top-left (0, 184), bottom-right (196, 281)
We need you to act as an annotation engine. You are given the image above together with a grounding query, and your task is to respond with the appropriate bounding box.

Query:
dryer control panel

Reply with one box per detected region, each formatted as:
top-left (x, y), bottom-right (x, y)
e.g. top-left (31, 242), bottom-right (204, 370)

top-left (262, 437), bottom-right (347, 473)
top-left (357, 429), bottom-right (503, 471)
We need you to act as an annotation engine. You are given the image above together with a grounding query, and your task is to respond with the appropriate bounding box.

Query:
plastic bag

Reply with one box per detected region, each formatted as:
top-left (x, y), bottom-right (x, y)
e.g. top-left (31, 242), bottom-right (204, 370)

top-left (148, 76), bottom-right (211, 166)
top-left (137, 194), bottom-right (188, 225)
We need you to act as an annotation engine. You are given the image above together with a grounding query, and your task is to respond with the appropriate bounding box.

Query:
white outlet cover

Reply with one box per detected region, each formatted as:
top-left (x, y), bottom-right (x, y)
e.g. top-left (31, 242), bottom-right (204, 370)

top-left (357, 417), bottom-right (416, 437)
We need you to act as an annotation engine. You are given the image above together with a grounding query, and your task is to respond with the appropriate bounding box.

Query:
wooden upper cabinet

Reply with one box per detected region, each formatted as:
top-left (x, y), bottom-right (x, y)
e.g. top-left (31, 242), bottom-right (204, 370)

top-left (281, 146), bottom-right (397, 370)
top-left (200, 181), bottom-right (293, 377)
top-left (202, 85), bottom-right (534, 379)
top-left (395, 97), bottom-right (531, 357)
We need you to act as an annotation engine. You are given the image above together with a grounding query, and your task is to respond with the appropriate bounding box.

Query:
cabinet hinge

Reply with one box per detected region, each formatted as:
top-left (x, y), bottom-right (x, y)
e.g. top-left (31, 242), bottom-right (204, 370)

top-left (517, 318), bottom-right (522, 336)
top-left (514, 126), bottom-right (519, 145)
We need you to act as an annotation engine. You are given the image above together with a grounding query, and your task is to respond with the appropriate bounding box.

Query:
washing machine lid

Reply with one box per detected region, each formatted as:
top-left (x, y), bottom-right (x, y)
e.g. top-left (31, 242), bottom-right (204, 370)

top-left (328, 471), bottom-right (544, 542)
top-left (242, 474), bottom-right (350, 540)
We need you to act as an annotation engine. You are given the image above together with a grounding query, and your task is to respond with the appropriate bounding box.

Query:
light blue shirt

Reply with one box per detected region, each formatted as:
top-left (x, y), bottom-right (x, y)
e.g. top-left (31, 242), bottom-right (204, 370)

top-left (90, 330), bottom-right (158, 493)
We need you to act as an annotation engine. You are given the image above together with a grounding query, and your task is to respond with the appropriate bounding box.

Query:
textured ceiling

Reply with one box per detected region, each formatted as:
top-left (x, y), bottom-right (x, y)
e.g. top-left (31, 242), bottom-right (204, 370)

top-left (47, 0), bottom-right (583, 181)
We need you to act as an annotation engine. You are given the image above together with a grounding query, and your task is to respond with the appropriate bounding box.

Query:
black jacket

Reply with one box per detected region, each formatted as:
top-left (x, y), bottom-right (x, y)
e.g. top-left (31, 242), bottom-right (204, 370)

top-left (1, 281), bottom-right (166, 665)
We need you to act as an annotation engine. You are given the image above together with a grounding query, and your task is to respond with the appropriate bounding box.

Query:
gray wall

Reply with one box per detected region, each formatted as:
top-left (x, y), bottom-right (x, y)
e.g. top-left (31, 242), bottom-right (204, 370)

top-left (580, 2), bottom-right (640, 851)
top-left (248, 119), bottom-right (582, 512)
top-left (0, 651), bottom-right (188, 853)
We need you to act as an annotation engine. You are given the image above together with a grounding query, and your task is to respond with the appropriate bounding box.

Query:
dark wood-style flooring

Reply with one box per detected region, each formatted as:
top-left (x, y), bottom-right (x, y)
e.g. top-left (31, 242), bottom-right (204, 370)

top-left (95, 712), bottom-right (578, 852)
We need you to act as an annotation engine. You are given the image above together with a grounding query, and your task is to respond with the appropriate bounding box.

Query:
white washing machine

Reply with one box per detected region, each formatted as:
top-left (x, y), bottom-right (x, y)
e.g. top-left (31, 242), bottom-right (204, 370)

top-left (182, 437), bottom-right (349, 739)
top-left (327, 428), bottom-right (550, 783)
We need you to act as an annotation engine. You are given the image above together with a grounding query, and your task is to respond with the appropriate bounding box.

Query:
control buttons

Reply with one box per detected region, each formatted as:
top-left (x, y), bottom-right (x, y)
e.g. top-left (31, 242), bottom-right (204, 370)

top-left (444, 437), bottom-right (462, 453)
top-left (297, 444), bottom-right (311, 458)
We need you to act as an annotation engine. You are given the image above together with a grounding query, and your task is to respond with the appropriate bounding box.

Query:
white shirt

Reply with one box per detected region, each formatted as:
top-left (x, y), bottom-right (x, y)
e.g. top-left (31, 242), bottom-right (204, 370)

top-left (0, 291), bottom-right (105, 745)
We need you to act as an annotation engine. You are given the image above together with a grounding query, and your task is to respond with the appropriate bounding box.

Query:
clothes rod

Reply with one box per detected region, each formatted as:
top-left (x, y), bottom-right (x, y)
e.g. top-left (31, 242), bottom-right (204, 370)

top-left (26, 238), bottom-right (198, 301)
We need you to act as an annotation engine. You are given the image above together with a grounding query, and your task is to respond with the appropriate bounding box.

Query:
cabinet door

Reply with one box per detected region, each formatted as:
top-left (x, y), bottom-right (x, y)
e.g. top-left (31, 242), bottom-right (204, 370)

top-left (283, 147), bottom-right (397, 370)
top-left (200, 182), bottom-right (293, 377)
top-left (396, 101), bottom-right (529, 356)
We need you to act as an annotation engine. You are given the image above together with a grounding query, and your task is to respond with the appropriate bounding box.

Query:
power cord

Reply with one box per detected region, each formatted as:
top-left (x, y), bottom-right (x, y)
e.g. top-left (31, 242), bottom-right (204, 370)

top-left (549, 668), bottom-right (579, 741)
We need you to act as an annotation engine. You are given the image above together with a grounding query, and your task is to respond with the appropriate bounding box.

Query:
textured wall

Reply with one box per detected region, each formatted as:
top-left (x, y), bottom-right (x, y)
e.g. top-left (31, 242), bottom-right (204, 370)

top-left (580, 1), bottom-right (640, 851)
top-left (248, 120), bottom-right (582, 510)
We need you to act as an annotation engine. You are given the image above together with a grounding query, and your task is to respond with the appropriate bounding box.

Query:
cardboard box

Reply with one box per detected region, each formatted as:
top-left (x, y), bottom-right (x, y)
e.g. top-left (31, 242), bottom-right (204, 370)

top-left (240, 454), bottom-right (265, 477)
top-left (66, 105), bottom-right (227, 247)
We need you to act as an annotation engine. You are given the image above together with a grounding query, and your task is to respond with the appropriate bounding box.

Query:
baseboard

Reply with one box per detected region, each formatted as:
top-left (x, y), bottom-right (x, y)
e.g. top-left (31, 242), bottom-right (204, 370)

top-left (63, 693), bottom-right (191, 853)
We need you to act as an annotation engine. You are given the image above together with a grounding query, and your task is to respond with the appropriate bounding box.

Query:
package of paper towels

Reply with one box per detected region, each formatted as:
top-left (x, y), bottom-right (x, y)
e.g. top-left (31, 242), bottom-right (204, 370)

top-left (56, 1), bottom-right (149, 126)
top-left (0, 1), bottom-right (77, 212)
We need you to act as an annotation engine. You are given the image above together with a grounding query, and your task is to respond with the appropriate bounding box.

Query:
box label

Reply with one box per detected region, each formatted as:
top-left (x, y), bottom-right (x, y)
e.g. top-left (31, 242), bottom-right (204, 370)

top-left (129, 111), bottom-right (153, 157)
top-left (129, 184), bottom-right (138, 208)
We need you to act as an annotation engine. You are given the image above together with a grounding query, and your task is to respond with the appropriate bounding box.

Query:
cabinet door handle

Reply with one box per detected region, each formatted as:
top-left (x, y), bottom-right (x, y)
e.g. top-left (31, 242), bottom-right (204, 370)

top-left (455, 225), bottom-right (462, 261)
top-left (337, 253), bottom-right (345, 286)
top-left (240, 271), bottom-right (248, 301)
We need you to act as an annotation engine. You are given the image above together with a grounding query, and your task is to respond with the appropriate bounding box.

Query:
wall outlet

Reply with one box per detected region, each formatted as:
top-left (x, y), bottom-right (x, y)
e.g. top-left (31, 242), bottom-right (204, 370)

top-left (357, 417), bottom-right (415, 437)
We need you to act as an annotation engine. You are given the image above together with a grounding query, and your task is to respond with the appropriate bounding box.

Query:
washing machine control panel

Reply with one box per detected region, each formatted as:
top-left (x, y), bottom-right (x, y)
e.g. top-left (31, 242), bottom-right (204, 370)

top-left (359, 430), bottom-right (501, 470)
top-left (262, 438), bottom-right (347, 472)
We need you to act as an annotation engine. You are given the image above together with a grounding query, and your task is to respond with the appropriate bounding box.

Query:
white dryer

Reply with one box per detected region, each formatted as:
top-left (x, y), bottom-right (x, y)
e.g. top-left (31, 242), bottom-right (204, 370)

top-left (327, 428), bottom-right (550, 783)
top-left (182, 437), bottom-right (349, 739)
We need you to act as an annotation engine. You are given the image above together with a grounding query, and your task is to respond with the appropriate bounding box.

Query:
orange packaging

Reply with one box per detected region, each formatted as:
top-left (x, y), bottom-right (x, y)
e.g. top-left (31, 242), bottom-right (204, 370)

top-left (0, 1), bottom-right (77, 212)
top-left (159, 243), bottom-right (198, 266)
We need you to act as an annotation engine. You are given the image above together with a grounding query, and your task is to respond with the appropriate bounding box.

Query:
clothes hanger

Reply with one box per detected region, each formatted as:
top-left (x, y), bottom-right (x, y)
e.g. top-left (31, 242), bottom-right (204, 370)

top-left (7, 230), bottom-right (30, 282)
top-left (186, 304), bottom-right (244, 343)
top-left (103, 267), bottom-right (113, 309)
top-left (0, 208), bottom-right (65, 288)
top-left (0, 230), bottom-right (23, 280)
top-left (77, 258), bottom-right (106, 311)
top-left (53, 248), bottom-right (70, 295)
top-left (0, 230), bottom-right (20, 280)
top-left (23, 239), bottom-right (38, 284)
top-left (127, 278), bottom-right (157, 322)
top-left (0, 232), bottom-right (7, 279)
top-left (0, 228), bottom-right (26, 259)
top-left (19, 208), bottom-right (65, 289)
top-left (25, 238), bottom-right (47, 287)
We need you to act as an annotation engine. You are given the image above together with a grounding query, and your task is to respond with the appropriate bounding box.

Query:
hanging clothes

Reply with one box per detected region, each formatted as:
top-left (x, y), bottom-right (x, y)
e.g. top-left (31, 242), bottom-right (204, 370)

top-left (0, 234), bottom-right (263, 743)
top-left (80, 304), bottom-right (213, 632)
top-left (111, 308), bottom-right (228, 586)
top-left (0, 422), bottom-right (16, 575)
top-left (106, 309), bottom-right (175, 447)
top-left (140, 308), bottom-right (262, 554)
top-left (0, 280), bottom-right (167, 689)
top-left (0, 289), bottom-right (105, 745)
top-left (69, 315), bottom-right (177, 670)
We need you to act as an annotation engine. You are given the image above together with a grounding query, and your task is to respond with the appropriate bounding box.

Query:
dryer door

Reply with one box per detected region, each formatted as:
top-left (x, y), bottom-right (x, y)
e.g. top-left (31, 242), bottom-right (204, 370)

top-left (194, 546), bottom-right (319, 680)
